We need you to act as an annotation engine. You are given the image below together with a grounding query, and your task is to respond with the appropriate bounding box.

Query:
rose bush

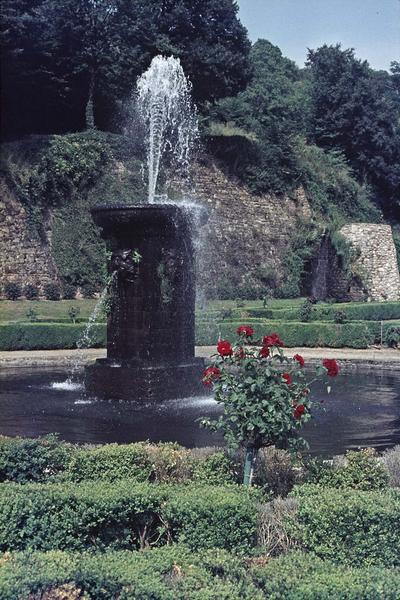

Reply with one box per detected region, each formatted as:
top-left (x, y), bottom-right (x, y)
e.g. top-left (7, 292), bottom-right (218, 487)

top-left (201, 326), bottom-right (339, 485)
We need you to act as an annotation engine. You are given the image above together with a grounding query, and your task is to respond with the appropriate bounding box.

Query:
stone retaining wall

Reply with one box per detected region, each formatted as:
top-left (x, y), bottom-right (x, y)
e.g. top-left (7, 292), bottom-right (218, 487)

top-left (0, 180), bottom-right (59, 296)
top-left (340, 224), bottom-right (400, 302)
top-left (182, 163), bottom-right (312, 297)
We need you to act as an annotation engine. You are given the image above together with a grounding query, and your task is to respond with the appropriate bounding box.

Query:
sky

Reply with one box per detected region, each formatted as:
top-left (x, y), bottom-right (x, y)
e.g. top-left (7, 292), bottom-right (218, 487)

top-left (237, 0), bottom-right (400, 71)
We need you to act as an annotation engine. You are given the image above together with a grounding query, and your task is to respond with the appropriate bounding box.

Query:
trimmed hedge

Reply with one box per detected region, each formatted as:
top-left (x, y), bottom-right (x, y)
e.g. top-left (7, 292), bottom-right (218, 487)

top-left (0, 434), bottom-right (73, 483)
top-left (238, 301), bottom-right (400, 322)
top-left (1, 316), bottom-right (399, 349)
top-left (1, 547), bottom-right (399, 600)
top-left (0, 480), bottom-right (259, 553)
top-left (251, 550), bottom-right (400, 599)
top-left (0, 546), bottom-right (262, 600)
top-left (203, 320), bottom-right (376, 348)
top-left (0, 436), bottom-right (234, 486)
top-left (0, 322), bottom-right (106, 350)
top-left (289, 484), bottom-right (400, 566)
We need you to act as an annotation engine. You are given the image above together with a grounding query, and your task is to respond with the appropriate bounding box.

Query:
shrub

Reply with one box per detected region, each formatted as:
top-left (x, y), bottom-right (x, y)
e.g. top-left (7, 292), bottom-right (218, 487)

top-left (382, 445), bottom-right (400, 487)
top-left (213, 320), bottom-right (373, 348)
top-left (333, 309), bottom-right (346, 324)
top-left (313, 448), bottom-right (389, 491)
top-left (251, 550), bottom-right (400, 599)
top-left (81, 283), bottom-right (97, 298)
top-left (0, 546), bottom-right (262, 600)
top-left (0, 323), bottom-right (106, 350)
top-left (257, 497), bottom-right (299, 556)
top-left (254, 447), bottom-right (297, 496)
top-left (63, 443), bottom-right (153, 483)
top-left (0, 438), bottom-right (232, 486)
top-left (3, 282), bottom-right (21, 300)
top-left (190, 450), bottom-right (234, 485)
top-left (0, 481), bottom-right (259, 553)
top-left (162, 484), bottom-right (260, 552)
top-left (385, 325), bottom-right (400, 348)
top-left (24, 283), bottom-right (39, 299)
top-left (289, 484), bottom-right (400, 565)
top-left (298, 299), bottom-right (313, 322)
top-left (67, 306), bottom-right (80, 323)
top-left (44, 283), bottom-right (61, 301)
top-left (25, 307), bottom-right (38, 322)
top-left (0, 434), bottom-right (72, 484)
top-left (62, 283), bottom-right (77, 299)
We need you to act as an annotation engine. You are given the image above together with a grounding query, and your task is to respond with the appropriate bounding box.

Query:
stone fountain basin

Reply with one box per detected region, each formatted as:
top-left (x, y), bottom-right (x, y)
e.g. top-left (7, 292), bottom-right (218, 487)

top-left (91, 203), bottom-right (184, 231)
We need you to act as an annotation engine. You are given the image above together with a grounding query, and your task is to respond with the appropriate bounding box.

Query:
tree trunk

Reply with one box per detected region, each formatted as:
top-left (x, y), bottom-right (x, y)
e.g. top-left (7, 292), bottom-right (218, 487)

top-left (243, 446), bottom-right (257, 486)
top-left (85, 71), bottom-right (95, 130)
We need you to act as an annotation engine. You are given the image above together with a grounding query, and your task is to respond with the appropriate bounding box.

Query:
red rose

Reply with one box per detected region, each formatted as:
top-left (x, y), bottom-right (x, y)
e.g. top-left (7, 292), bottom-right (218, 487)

top-left (294, 354), bottom-right (305, 367)
top-left (294, 404), bottom-right (305, 419)
top-left (236, 325), bottom-right (254, 337)
top-left (259, 345), bottom-right (270, 358)
top-left (323, 358), bottom-right (339, 377)
top-left (217, 340), bottom-right (233, 357)
top-left (202, 366), bottom-right (221, 386)
top-left (282, 372), bottom-right (292, 385)
top-left (235, 347), bottom-right (245, 359)
top-left (263, 333), bottom-right (284, 347)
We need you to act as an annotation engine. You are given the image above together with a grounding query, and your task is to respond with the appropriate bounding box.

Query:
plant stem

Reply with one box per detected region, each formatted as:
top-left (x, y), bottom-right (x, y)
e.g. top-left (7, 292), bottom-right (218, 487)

top-left (243, 446), bottom-right (257, 486)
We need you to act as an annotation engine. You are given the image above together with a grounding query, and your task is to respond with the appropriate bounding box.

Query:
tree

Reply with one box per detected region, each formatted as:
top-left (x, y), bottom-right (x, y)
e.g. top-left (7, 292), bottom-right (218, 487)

top-left (1, 0), bottom-right (251, 138)
top-left (208, 40), bottom-right (309, 193)
top-left (306, 44), bottom-right (400, 215)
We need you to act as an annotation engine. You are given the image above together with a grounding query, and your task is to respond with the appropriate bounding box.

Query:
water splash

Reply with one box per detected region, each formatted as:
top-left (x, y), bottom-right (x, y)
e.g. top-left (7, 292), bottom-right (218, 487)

top-left (54, 273), bottom-right (115, 390)
top-left (51, 381), bottom-right (84, 391)
top-left (136, 55), bottom-right (198, 203)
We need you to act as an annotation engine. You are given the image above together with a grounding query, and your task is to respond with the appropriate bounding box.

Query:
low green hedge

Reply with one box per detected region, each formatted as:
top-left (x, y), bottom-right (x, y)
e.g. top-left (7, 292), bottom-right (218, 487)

top-left (199, 320), bottom-right (378, 348)
top-left (251, 550), bottom-right (400, 599)
top-left (1, 317), bottom-right (399, 349)
top-left (0, 436), bottom-right (234, 486)
top-left (0, 546), bottom-right (261, 600)
top-left (0, 322), bottom-right (106, 350)
top-left (289, 484), bottom-right (400, 566)
top-left (238, 301), bottom-right (400, 322)
top-left (0, 434), bottom-right (73, 483)
top-left (1, 547), bottom-right (399, 600)
top-left (0, 480), bottom-right (259, 553)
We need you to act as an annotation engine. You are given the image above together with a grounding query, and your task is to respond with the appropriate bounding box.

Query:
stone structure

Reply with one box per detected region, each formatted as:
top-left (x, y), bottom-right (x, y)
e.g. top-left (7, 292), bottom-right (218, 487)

top-left (85, 204), bottom-right (206, 401)
top-left (0, 180), bottom-right (59, 296)
top-left (339, 224), bottom-right (400, 302)
top-left (0, 162), bottom-right (312, 298)
top-left (176, 163), bottom-right (312, 297)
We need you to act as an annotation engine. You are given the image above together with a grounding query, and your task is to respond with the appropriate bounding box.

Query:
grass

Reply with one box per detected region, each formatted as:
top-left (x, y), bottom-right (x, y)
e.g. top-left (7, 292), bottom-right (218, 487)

top-left (0, 299), bottom-right (99, 324)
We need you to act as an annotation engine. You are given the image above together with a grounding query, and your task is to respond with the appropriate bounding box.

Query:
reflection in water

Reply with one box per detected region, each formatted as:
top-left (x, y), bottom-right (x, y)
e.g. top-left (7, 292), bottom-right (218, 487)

top-left (0, 367), bottom-right (399, 456)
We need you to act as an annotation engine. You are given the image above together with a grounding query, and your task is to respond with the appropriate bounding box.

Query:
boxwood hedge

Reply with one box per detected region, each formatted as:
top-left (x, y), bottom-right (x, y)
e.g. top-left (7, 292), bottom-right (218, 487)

top-left (0, 436), bottom-right (234, 486)
top-left (1, 547), bottom-right (399, 600)
top-left (1, 315), bottom-right (399, 349)
top-left (289, 484), bottom-right (400, 566)
top-left (200, 320), bottom-right (376, 348)
top-left (0, 322), bottom-right (106, 350)
top-left (240, 301), bottom-right (400, 322)
top-left (0, 480), bottom-right (259, 553)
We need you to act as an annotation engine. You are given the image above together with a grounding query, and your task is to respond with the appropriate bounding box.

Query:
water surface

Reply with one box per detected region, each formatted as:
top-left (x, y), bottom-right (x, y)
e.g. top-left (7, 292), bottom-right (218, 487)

top-left (0, 367), bottom-right (399, 456)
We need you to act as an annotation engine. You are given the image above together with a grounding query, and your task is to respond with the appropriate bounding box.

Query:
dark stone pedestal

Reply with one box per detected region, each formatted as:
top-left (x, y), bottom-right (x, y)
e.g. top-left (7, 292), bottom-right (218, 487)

top-left (84, 203), bottom-right (206, 402)
top-left (85, 358), bottom-right (206, 402)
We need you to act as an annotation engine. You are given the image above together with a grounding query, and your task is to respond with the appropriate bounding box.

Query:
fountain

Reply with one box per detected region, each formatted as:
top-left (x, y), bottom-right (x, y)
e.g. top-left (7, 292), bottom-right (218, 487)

top-left (85, 56), bottom-right (206, 401)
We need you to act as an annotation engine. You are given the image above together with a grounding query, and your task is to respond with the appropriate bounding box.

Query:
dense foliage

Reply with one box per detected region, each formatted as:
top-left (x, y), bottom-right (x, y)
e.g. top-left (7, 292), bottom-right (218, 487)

top-left (1, 0), bottom-right (250, 137)
top-left (2, 546), bottom-right (400, 600)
